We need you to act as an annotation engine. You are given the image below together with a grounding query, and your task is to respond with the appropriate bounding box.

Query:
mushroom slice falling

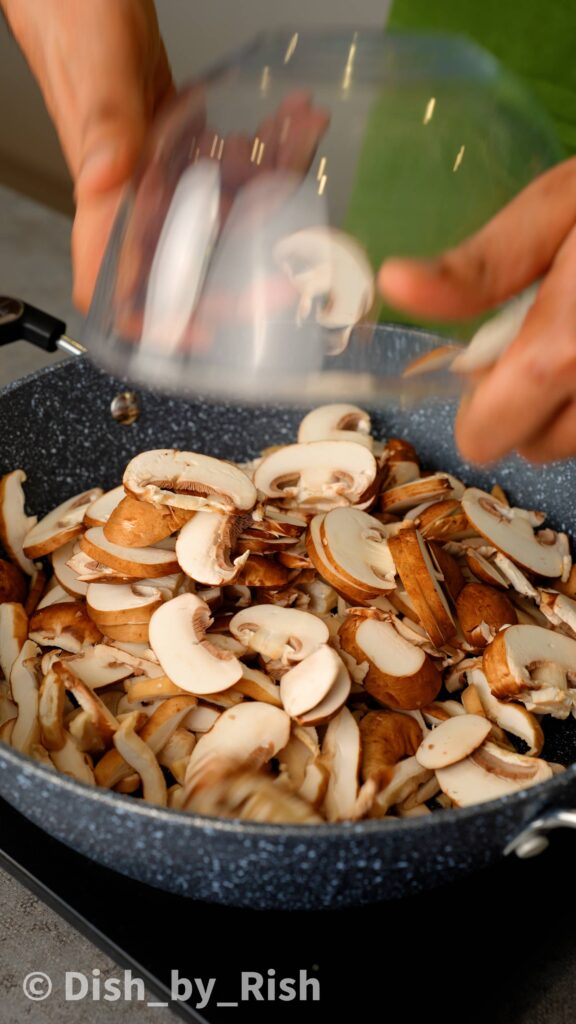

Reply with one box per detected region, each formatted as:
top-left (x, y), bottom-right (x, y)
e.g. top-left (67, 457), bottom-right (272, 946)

top-left (388, 528), bottom-right (456, 647)
top-left (103, 495), bottom-right (193, 548)
top-left (22, 488), bottom-right (103, 559)
top-left (436, 741), bottom-right (553, 807)
top-left (253, 441), bottom-right (378, 511)
top-left (381, 473), bottom-right (464, 515)
top-left (123, 449), bottom-right (257, 513)
top-left (461, 488), bottom-right (566, 577)
top-left (185, 701), bottom-right (291, 781)
top-left (280, 644), bottom-right (350, 721)
top-left (415, 714), bottom-right (491, 770)
top-left (483, 624), bottom-right (576, 700)
top-left (297, 404), bottom-right (373, 448)
top-left (229, 605), bottom-right (329, 664)
top-left (80, 528), bottom-right (180, 578)
top-left (450, 284), bottom-right (537, 374)
top-left (314, 507), bottom-right (396, 599)
top-left (0, 469), bottom-right (38, 575)
top-left (322, 706), bottom-right (361, 822)
top-left (149, 592), bottom-right (243, 694)
top-left (338, 610), bottom-right (441, 710)
top-left (176, 511), bottom-right (249, 585)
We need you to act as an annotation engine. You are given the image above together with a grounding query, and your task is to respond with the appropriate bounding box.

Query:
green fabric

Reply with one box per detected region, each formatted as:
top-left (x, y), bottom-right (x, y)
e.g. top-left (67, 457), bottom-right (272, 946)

top-left (388, 0), bottom-right (576, 155)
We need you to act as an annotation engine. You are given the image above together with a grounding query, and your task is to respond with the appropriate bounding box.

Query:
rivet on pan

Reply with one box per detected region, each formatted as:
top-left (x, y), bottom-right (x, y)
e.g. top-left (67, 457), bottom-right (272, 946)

top-left (110, 391), bottom-right (141, 426)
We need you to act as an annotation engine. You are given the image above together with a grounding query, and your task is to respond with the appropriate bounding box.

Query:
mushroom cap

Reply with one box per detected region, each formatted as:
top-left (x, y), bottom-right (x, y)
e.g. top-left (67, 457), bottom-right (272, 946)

top-left (462, 488), bottom-right (564, 577)
top-left (229, 604), bottom-right (329, 663)
top-left (104, 495), bottom-right (193, 548)
top-left (29, 602), bottom-right (102, 653)
top-left (23, 488), bottom-right (102, 559)
top-left (149, 593), bottom-right (243, 695)
top-left (0, 469), bottom-right (38, 575)
top-left (416, 714), bottom-right (491, 770)
top-left (483, 623), bottom-right (576, 699)
top-left (456, 583), bottom-right (517, 648)
top-left (0, 558), bottom-right (27, 604)
top-left (176, 511), bottom-right (249, 585)
top-left (123, 449), bottom-right (256, 513)
top-left (254, 441), bottom-right (378, 510)
top-left (297, 404), bottom-right (372, 447)
top-left (81, 527), bottom-right (180, 578)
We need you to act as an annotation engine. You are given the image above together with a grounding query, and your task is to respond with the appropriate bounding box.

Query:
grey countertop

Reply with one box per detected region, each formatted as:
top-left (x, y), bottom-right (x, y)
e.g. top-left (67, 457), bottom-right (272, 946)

top-left (0, 184), bottom-right (177, 1024)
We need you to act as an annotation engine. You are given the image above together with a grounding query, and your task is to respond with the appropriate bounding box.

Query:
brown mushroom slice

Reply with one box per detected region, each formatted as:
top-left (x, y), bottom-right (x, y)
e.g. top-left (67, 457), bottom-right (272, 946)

top-left (360, 710), bottom-right (422, 785)
top-left (0, 469), bottom-right (38, 575)
top-left (491, 552), bottom-right (539, 600)
top-left (182, 755), bottom-right (321, 823)
top-left (233, 665), bottom-right (282, 707)
top-left (29, 603), bottom-right (102, 654)
top-left (465, 549), bottom-right (509, 590)
top-left (86, 582), bottom-right (164, 626)
top-left (467, 668), bottom-right (543, 755)
top-left (381, 474), bottom-right (464, 515)
top-left (388, 529), bottom-right (456, 646)
top-left (322, 706), bottom-right (361, 821)
top-left (22, 488), bottom-right (103, 559)
top-left (280, 644), bottom-right (346, 719)
top-left (306, 514), bottom-right (373, 603)
top-left (318, 507), bottom-right (397, 597)
top-left (436, 741), bottom-right (552, 807)
top-left (297, 404), bottom-right (373, 448)
top-left (0, 679), bottom-right (17, 728)
top-left (339, 612), bottom-right (441, 710)
top-left (483, 624), bottom-right (576, 700)
top-left (176, 511), bottom-right (249, 585)
top-left (0, 558), bottom-right (28, 604)
top-left (80, 528), bottom-right (179, 578)
top-left (65, 547), bottom-right (134, 585)
top-left (123, 449), bottom-right (256, 513)
top-left (50, 732), bottom-right (95, 785)
top-left (401, 344), bottom-right (464, 378)
top-left (462, 488), bottom-right (565, 577)
top-left (422, 700), bottom-right (468, 726)
top-left (51, 541), bottom-right (89, 597)
top-left (84, 486), bottom-right (125, 527)
top-left (38, 668), bottom-right (66, 751)
top-left (455, 583), bottom-right (517, 649)
top-left (10, 641), bottom-right (41, 754)
top-left (429, 543), bottom-right (466, 603)
top-left (104, 495), bottom-right (193, 548)
top-left (416, 714), bottom-right (491, 770)
top-left (55, 662), bottom-right (119, 745)
top-left (382, 438), bottom-right (420, 489)
top-left (230, 604), bottom-right (329, 665)
top-left (0, 602), bottom-right (28, 685)
top-left (415, 499), bottom-right (474, 542)
top-left (539, 590), bottom-right (576, 636)
top-left (149, 593), bottom-right (243, 694)
top-left (372, 757), bottom-right (433, 816)
top-left (95, 694), bottom-right (197, 788)
top-left (236, 555), bottom-right (292, 589)
top-left (158, 727), bottom-right (196, 783)
top-left (254, 441), bottom-right (378, 511)
top-left (113, 711), bottom-right (167, 806)
top-left (186, 702), bottom-right (291, 785)
top-left (102, 621), bottom-right (151, 643)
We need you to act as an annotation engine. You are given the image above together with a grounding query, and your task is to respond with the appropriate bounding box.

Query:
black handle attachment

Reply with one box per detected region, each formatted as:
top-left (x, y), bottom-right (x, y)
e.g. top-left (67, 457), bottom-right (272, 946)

top-left (0, 296), bottom-right (66, 352)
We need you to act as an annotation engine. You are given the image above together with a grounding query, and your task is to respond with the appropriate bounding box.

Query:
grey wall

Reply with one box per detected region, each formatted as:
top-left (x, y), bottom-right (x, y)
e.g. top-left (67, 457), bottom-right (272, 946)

top-left (0, 0), bottom-right (389, 212)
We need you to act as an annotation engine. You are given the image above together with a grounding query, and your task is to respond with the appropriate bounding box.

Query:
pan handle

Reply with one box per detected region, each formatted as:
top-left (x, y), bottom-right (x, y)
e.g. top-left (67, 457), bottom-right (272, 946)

top-left (504, 809), bottom-right (576, 859)
top-left (0, 296), bottom-right (85, 356)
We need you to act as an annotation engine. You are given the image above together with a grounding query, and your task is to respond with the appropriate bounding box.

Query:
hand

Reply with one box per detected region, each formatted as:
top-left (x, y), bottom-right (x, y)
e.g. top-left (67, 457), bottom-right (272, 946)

top-left (378, 157), bottom-right (576, 465)
top-left (3, 0), bottom-right (173, 311)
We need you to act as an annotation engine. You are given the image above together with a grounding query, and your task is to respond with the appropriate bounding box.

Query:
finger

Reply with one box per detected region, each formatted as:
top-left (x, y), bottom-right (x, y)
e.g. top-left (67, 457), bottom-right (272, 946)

top-left (454, 223), bottom-right (576, 463)
top-left (277, 108), bottom-right (330, 173)
top-left (378, 156), bottom-right (576, 319)
top-left (72, 188), bottom-right (124, 312)
top-left (517, 400), bottom-right (576, 463)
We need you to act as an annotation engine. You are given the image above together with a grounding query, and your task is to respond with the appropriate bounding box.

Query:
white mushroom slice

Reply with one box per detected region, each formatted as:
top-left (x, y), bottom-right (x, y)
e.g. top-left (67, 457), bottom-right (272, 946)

top-left (462, 488), bottom-right (564, 577)
top-left (101, 642), bottom-right (162, 677)
top-left (37, 582), bottom-right (76, 610)
top-left (416, 714), bottom-right (491, 770)
top-left (149, 593), bottom-right (243, 694)
top-left (436, 741), bottom-right (552, 807)
top-left (29, 604), bottom-right (102, 653)
top-left (280, 645), bottom-right (346, 719)
top-left (297, 404), bottom-right (373, 449)
top-left (86, 582), bottom-right (164, 625)
top-left (23, 488), bottom-right (103, 559)
top-left (234, 666), bottom-right (282, 707)
top-left (451, 284), bottom-right (537, 373)
top-left (388, 529), bottom-right (456, 647)
top-left (254, 442), bottom-right (378, 511)
top-left (539, 590), bottom-right (576, 636)
top-left (123, 449), bottom-right (256, 513)
top-left (124, 675), bottom-right (184, 702)
top-left (465, 549), bottom-right (509, 589)
top-left (186, 702), bottom-right (290, 781)
top-left (39, 669), bottom-right (66, 750)
top-left (306, 514), bottom-right (371, 603)
top-left (182, 704), bottom-right (221, 733)
top-left (95, 695), bottom-right (198, 788)
top-left (483, 624), bottom-right (576, 700)
top-left (176, 512), bottom-right (249, 585)
top-left (381, 474), bottom-right (464, 514)
top-left (0, 470), bottom-right (37, 575)
top-left (491, 552), bottom-right (539, 599)
top-left (158, 728), bottom-right (196, 783)
top-left (295, 655), bottom-right (351, 727)
top-left (315, 507), bottom-right (396, 598)
top-left (422, 701), bottom-right (468, 726)
top-left (296, 578), bottom-right (338, 614)
top-left (322, 706), bottom-right (361, 821)
top-left (55, 662), bottom-right (119, 745)
top-left (50, 732), bottom-right (95, 785)
top-left (84, 486), bottom-right (125, 527)
top-left (113, 711), bottom-right (167, 806)
top-left (467, 667), bottom-right (543, 756)
top-left (52, 541), bottom-right (89, 597)
top-left (229, 605), bottom-right (329, 664)
top-left (274, 227), bottom-right (374, 337)
top-left (372, 757), bottom-right (433, 815)
top-left (80, 528), bottom-right (179, 578)
top-left (10, 641), bottom-right (41, 754)
top-left (0, 602), bottom-right (28, 686)
top-left (444, 657), bottom-right (483, 693)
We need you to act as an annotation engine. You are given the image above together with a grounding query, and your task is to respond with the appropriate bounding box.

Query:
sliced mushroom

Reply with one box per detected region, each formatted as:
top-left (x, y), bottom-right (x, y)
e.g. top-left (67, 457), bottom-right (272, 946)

top-left (388, 529), bottom-right (456, 646)
top-left (101, 621), bottom-right (150, 643)
top-left (483, 624), bottom-right (576, 700)
top-left (10, 640), bottom-right (41, 754)
top-left (429, 543), bottom-right (465, 603)
top-left (103, 494), bottom-right (193, 548)
top-left (182, 703), bottom-right (221, 733)
top-left (236, 555), bottom-right (291, 589)
top-left (84, 486), bottom-right (125, 527)
top-left (414, 499), bottom-right (473, 542)
top-left (309, 507), bottom-right (396, 601)
top-left (149, 593), bottom-right (243, 694)
top-left (86, 582), bottom-right (164, 626)
top-left (176, 511), bottom-right (250, 586)
top-left (539, 590), bottom-right (576, 636)
top-left (38, 668), bottom-right (66, 751)
top-left (95, 694), bottom-right (197, 788)
top-left (297, 404), bottom-right (372, 448)
top-left (382, 438), bottom-right (420, 489)
top-left (24, 569), bottom-right (47, 616)
top-left (338, 611), bottom-right (441, 710)
top-left (274, 226), bottom-right (374, 338)
top-left (455, 583), bottom-right (517, 648)
top-left (52, 540), bottom-right (89, 597)
top-left (466, 667), bottom-right (543, 755)
top-left (182, 756), bottom-right (321, 823)
top-left (462, 488), bottom-right (565, 577)
top-left (229, 604), bottom-right (328, 664)
top-left (436, 741), bottom-right (552, 807)
top-left (50, 732), bottom-right (95, 785)
top-left (234, 665), bottom-right (282, 707)
top-left (123, 449), bottom-right (256, 513)
top-left (381, 473), bottom-right (464, 515)
top-left (186, 702), bottom-right (290, 785)
top-left (254, 441), bottom-right (378, 511)
top-left (465, 549), bottom-right (509, 590)
top-left (416, 714), bottom-right (491, 770)
top-left (113, 710), bottom-right (167, 806)
top-left (62, 645), bottom-right (134, 689)
top-left (280, 644), bottom-right (348, 720)
top-left (0, 558), bottom-right (27, 604)
top-left (322, 706), bottom-right (361, 821)
top-left (29, 603), bottom-right (102, 653)
top-left (55, 662), bottom-right (119, 745)
top-left (371, 756), bottom-right (433, 816)
top-left (0, 469), bottom-right (37, 575)
top-left (450, 285), bottom-right (537, 374)
top-left (158, 727), bottom-right (196, 783)
top-left (0, 602), bottom-right (28, 685)
top-left (23, 488), bottom-right (102, 559)
top-left (360, 710), bottom-right (422, 785)
top-left (80, 528), bottom-right (180, 578)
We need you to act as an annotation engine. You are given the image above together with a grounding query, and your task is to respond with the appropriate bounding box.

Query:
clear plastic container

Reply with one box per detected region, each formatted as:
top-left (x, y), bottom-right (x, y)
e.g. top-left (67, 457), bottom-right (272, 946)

top-left (85, 29), bottom-right (561, 405)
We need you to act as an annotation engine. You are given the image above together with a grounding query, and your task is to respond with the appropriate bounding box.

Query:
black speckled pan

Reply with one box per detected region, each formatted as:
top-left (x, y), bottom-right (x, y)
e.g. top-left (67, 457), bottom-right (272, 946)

top-left (1, 341), bottom-right (576, 911)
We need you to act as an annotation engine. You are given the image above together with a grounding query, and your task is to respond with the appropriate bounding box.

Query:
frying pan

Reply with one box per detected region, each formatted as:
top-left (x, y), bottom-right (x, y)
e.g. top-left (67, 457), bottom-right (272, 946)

top-left (1, 312), bottom-right (576, 911)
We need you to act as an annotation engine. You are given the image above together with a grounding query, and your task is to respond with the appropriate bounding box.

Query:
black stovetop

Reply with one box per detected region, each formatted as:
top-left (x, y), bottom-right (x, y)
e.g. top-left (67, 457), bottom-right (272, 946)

top-left (2, 797), bottom-right (575, 1024)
